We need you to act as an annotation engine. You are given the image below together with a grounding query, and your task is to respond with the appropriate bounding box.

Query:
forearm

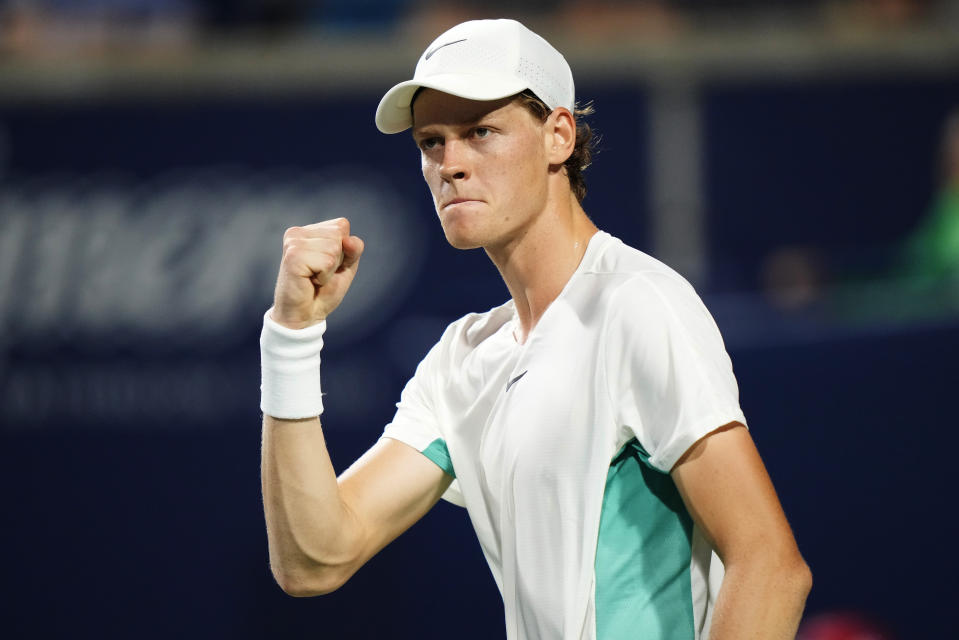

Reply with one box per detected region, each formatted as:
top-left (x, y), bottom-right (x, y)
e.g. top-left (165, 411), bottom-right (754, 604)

top-left (707, 554), bottom-right (812, 640)
top-left (260, 219), bottom-right (369, 594)
top-left (261, 414), bottom-right (361, 595)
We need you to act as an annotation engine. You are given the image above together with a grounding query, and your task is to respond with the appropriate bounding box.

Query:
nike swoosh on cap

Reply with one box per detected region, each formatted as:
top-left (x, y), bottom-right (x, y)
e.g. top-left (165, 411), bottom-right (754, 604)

top-left (424, 38), bottom-right (468, 60)
top-left (506, 370), bottom-right (528, 392)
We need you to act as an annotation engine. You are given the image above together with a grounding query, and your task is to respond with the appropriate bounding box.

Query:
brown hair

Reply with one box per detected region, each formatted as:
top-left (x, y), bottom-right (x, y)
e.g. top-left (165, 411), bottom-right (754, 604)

top-left (516, 90), bottom-right (597, 203)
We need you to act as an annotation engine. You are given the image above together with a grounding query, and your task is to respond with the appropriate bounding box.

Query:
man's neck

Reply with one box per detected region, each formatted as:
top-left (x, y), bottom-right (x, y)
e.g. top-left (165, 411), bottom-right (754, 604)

top-left (486, 192), bottom-right (598, 344)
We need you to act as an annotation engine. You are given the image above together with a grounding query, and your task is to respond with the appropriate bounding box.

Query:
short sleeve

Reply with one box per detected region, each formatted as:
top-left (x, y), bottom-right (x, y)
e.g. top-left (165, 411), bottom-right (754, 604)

top-left (606, 273), bottom-right (747, 473)
top-left (381, 341), bottom-right (466, 507)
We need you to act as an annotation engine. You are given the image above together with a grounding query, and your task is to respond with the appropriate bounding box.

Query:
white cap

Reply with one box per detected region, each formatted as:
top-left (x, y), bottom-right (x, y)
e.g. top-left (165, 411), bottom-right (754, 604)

top-left (375, 19), bottom-right (575, 134)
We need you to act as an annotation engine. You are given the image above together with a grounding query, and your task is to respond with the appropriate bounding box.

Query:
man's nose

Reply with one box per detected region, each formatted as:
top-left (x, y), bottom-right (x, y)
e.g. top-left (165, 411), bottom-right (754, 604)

top-left (439, 139), bottom-right (469, 182)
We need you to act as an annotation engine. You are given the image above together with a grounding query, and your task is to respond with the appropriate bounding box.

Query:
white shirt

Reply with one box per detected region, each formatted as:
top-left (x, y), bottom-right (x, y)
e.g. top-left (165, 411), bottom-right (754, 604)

top-left (382, 231), bottom-right (746, 639)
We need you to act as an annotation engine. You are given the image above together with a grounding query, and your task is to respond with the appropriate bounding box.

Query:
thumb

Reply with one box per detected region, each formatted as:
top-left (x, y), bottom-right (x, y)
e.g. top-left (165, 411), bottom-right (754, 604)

top-left (340, 235), bottom-right (365, 270)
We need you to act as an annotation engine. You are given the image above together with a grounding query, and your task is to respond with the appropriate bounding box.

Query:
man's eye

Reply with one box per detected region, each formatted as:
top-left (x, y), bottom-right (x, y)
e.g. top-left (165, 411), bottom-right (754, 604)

top-left (473, 127), bottom-right (490, 139)
top-left (419, 138), bottom-right (440, 150)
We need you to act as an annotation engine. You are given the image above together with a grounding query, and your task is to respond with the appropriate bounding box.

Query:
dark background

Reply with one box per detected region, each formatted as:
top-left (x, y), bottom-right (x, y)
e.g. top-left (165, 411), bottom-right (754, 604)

top-left (2, 3), bottom-right (958, 638)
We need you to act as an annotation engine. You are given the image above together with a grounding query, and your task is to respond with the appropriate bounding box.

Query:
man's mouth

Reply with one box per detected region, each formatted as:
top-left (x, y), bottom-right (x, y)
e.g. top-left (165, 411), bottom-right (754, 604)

top-left (442, 198), bottom-right (481, 209)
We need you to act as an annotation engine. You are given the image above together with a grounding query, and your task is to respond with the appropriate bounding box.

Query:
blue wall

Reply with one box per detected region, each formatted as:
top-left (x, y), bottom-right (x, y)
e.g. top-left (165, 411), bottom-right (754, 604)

top-left (2, 74), bottom-right (957, 638)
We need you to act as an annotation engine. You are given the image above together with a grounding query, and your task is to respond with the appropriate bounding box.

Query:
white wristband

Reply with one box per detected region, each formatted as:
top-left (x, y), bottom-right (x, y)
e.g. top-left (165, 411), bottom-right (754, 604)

top-left (259, 308), bottom-right (326, 419)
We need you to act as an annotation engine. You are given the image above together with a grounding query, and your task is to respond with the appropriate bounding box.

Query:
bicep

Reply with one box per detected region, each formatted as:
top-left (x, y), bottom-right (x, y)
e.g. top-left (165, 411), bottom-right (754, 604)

top-left (336, 437), bottom-right (453, 570)
top-left (670, 423), bottom-right (800, 565)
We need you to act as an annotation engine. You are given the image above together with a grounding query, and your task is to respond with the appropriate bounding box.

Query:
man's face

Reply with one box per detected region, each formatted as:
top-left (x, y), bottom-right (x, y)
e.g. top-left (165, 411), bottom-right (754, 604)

top-left (412, 90), bottom-right (551, 251)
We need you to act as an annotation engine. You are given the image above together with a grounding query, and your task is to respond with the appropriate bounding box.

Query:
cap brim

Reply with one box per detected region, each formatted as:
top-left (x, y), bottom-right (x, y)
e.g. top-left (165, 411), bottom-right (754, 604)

top-left (375, 73), bottom-right (529, 134)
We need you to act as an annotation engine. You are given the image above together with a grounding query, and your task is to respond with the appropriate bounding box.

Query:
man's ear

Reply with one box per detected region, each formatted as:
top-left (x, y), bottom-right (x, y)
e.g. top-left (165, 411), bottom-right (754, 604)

top-left (545, 107), bottom-right (576, 166)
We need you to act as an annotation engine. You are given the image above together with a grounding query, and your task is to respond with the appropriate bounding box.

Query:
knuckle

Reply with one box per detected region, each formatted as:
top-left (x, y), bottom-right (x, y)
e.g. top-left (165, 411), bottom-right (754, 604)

top-left (283, 226), bottom-right (303, 241)
top-left (321, 254), bottom-right (338, 272)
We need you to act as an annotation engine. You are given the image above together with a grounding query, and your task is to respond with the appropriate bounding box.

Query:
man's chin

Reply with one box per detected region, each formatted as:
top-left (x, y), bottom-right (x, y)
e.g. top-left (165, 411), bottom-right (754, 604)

top-left (440, 222), bottom-right (486, 250)
top-left (443, 232), bottom-right (483, 251)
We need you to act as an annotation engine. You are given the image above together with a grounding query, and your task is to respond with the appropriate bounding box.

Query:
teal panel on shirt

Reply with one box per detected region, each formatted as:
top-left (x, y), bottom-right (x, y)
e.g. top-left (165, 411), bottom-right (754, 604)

top-left (594, 439), bottom-right (695, 639)
top-left (421, 438), bottom-right (456, 478)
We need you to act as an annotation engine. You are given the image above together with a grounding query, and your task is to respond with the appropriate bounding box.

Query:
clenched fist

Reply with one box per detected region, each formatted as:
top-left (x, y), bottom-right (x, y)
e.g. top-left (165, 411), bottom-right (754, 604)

top-left (270, 218), bottom-right (365, 330)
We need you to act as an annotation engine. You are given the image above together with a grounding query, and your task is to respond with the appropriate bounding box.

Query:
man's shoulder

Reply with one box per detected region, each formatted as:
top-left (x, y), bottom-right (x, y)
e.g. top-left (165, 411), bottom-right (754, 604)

top-left (569, 233), bottom-right (725, 355)
top-left (437, 299), bottom-right (515, 350)
top-left (585, 233), bottom-right (688, 283)
top-left (580, 233), bottom-right (700, 306)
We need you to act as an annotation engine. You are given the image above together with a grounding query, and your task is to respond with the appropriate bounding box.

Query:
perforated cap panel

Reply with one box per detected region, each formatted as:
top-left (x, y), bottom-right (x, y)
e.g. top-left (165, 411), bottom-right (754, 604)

top-left (375, 19), bottom-right (575, 134)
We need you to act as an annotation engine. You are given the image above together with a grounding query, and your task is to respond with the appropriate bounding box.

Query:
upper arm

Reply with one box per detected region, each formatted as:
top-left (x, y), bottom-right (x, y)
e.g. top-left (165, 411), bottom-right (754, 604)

top-left (670, 422), bottom-right (803, 567)
top-left (335, 437), bottom-right (453, 578)
top-left (327, 330), bottom-right (457, 583)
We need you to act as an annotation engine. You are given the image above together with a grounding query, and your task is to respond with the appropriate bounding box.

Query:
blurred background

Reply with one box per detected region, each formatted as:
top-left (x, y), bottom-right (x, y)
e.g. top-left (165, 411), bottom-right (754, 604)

top-left (1, 1), bottom-right (957, 638)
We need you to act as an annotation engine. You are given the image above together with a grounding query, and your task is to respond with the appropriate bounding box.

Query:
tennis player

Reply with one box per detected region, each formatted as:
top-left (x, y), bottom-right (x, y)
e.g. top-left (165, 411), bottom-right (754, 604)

top-left (260, 18), bottom-right (811, 639)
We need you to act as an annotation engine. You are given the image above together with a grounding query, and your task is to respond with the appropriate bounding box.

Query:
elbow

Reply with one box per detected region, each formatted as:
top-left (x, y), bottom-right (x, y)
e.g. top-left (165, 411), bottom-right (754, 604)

top-left (265, 527), bottom-right (363, 596)
top-left (766, 548), bottom-right (813, 603)
top-left (264, 511), bottom-right (366, 596)
top-left (272, 563), bottom-right (351, 597)
top-left (725, 543), bottom-right (813, 602)
top-left (777, 543), bottom-right (812, 599)
top-left (793, 557), bottom-right (813, 600)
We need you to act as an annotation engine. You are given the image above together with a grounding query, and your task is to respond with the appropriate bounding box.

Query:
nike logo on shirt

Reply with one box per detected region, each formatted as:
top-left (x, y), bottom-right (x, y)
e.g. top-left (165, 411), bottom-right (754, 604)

top-left (425, 38), bottom-right (467, 60)
top-left (506, 370), bottom-right (528, 392)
